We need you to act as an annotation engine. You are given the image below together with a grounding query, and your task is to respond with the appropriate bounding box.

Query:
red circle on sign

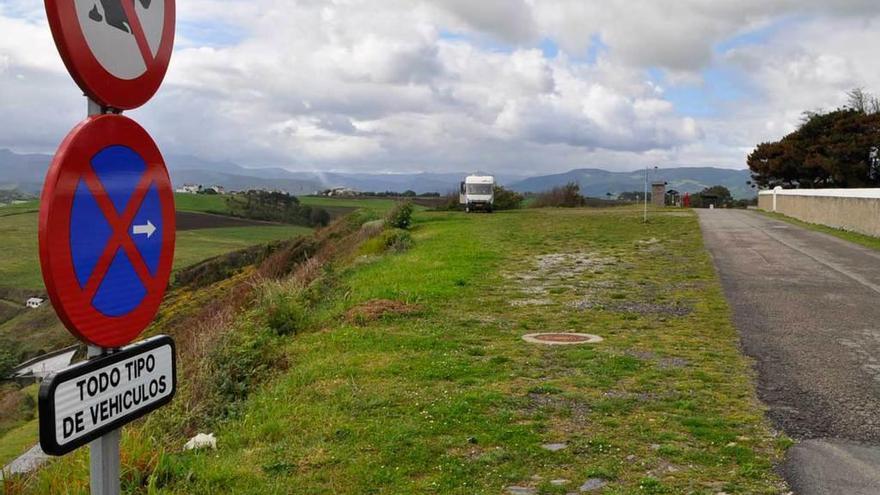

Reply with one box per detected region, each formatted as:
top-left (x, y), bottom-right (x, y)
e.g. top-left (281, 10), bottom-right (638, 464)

top-left (39, 115), bottom-right (176, 348)
top-left (45, 0), bottom-right (175, 110)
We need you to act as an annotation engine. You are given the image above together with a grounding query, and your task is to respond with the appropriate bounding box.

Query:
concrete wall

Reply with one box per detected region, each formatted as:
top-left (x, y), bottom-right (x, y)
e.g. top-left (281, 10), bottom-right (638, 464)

top-left (758, 188), bottom-right (880, 237)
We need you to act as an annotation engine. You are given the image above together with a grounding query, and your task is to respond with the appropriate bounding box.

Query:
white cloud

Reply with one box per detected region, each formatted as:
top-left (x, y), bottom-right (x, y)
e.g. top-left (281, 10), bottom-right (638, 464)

top-left (2, 1), bottom-right (880, 175)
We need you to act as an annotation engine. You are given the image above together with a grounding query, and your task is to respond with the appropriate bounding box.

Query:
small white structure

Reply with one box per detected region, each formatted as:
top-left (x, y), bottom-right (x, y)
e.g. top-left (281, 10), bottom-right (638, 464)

top-left (26, 297), bottom-right (44, 309)
top-left (459, 175), bottom-right (495, 212)
top-left (175, 184), bottom-right (201, 194)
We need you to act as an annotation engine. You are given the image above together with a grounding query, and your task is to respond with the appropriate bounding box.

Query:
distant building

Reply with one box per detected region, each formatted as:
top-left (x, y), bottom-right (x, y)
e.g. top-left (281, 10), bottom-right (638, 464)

top-left (176, 184), bottom-right (201, 194)
top-left (26, 297), bottom-right (44, 309)
top-left (324, 187), bottom-right (359, 197)
top-left (204, 185), bottom-right (226, 195)
top-left (651, 181), bottom-right (667, 207)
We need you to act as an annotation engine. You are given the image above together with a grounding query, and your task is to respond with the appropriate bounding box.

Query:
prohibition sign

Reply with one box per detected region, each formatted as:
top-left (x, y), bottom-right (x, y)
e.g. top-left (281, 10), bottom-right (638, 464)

top-left (45, 0), bottom-right (176, 110)
top-left (40, 115), bottom-right (175, 348)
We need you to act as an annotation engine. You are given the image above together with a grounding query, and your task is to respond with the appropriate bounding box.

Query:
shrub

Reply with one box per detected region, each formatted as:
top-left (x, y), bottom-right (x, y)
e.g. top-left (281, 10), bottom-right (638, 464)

top-left (530, 182), bottom-right (587, 208)
top-left (0, 341), bottom-right (18, 378)
top-left (386, 201), bottom-right (414, 229)
top-left (360, 228), bottom-right (413, 255)
top-left (260, 279), bottom-right (309, 336)
top-left (226, 190), bottom-right (331, 227)
top-left (493, 185), bottom-right (524, 210)
top-left (382, 229), bottom-right (413, 252)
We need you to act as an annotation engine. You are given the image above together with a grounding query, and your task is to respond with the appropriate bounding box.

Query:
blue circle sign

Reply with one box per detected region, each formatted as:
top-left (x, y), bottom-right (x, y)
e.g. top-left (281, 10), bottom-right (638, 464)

top-left (40, 115), bottom-right (176, 347)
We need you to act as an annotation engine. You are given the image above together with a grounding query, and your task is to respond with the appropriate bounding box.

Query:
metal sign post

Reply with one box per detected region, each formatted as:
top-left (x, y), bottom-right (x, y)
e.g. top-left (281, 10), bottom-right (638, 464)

top-left (39, 2), bottom-right (177, 493)
top-left (87, 346), bottom-right (120, 495)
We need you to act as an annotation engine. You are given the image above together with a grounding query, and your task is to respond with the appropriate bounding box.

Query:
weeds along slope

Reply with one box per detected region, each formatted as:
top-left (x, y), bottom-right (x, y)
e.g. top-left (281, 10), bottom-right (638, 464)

top-left (9, 206), bottom-right (789, 494)
top-left (6, 208), bottom-right (394, 493)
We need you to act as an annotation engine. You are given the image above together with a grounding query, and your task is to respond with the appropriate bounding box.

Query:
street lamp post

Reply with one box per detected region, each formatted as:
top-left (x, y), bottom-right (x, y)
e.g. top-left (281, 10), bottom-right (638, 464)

top-left (644, 166), bottom-right (657, 223)
top-left (644, 166), bottom-right (648, 223)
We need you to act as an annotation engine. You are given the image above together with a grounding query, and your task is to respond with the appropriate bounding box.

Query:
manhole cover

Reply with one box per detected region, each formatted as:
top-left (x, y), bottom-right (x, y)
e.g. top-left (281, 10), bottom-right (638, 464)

top-left (522, 333), bottom-right (604, 345)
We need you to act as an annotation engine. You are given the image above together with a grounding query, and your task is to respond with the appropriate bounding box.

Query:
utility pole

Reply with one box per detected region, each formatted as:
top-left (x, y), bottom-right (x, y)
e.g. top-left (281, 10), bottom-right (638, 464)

top-left (644, 165), bottom-right (648, 223)
top-left (643, 166), bottom-right (657, 223)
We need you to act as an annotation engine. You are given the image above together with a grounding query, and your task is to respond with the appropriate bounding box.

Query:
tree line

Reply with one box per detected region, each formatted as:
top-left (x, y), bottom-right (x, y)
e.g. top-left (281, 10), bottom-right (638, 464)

top-left (226, 190), bottom-right (331, 227)
top-left (748, 88), bottom-right (880, 189)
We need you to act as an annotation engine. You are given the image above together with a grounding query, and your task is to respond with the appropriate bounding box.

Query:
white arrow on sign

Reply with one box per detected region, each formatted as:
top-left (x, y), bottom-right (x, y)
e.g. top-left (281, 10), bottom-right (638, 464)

top-left (132, 220), bottom-right (156, 238)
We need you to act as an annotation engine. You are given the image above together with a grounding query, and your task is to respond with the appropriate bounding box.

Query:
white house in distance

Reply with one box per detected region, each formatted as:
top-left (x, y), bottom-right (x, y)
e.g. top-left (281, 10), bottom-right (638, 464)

top-left (175, 184), bottom-right (226, 194)
top-left (323, 187), bottom-right (359, 197)
top-left (26, 297), bottom-right (44, 309)
top-left (176, 184), bottom-right (201, 194)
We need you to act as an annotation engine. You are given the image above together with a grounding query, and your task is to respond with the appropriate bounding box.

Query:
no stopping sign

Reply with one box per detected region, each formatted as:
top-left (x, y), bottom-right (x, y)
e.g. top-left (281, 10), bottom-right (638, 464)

top-left (39, 115), bottom-right (176, 348)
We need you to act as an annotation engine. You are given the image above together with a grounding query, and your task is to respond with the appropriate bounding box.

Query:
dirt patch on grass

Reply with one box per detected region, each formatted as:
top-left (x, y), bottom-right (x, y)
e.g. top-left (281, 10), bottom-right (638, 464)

top-left (509, 298), bottom-right (553, 307)
top-left (505, 252), bottom-right (619, 307)
top-left (176, 211), bottom-right (283, 231)
top-left (625, 350), bottom-right (690, 369)
top-left (345, 299), bottom-right (422, 323)
top-left (526, 392), bottom-right (591, 421)
top-left (609, 300), bottom-right (692, 317)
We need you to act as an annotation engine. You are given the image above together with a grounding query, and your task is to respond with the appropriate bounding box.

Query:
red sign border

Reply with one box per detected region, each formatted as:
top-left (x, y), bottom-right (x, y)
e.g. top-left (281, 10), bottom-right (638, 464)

top-left (44, 0), bottom-right (176, 110)
top-left (39, 115), bottom-right (176, 348)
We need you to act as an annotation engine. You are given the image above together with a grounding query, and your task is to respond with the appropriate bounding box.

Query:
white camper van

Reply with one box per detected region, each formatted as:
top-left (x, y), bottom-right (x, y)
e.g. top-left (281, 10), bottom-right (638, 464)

top-left (459, 175), bottom-right (495, 212)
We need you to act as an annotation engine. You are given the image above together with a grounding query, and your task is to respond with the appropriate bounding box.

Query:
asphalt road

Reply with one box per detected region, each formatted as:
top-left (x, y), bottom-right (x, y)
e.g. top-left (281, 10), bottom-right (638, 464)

top-left (697, 209), bottom-right (880, 495)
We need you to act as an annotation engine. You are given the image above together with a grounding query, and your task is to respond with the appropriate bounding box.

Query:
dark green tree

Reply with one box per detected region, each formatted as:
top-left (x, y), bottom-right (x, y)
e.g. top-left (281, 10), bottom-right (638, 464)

top-left (748, 89), bottom-right (880, 188)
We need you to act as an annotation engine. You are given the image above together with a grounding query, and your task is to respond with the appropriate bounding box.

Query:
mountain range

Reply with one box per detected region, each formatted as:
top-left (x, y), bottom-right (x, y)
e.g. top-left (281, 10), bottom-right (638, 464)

top-left (0, 149), bottom-right (754, 199)
top-left (509, 167), bottom-right (755, 199)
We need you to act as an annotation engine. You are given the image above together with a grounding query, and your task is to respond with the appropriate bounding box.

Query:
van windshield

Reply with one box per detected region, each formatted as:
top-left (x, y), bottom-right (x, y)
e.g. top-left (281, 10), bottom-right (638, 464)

top-left (466, 184), bottom-right (493, 195)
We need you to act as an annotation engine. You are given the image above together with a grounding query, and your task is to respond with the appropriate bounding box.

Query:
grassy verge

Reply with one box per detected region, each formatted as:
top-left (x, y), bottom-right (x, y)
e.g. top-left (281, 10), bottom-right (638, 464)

top-left (16, 207), bottom-right (788, 493)
top-left (756, 209), bottom-right (880, 251)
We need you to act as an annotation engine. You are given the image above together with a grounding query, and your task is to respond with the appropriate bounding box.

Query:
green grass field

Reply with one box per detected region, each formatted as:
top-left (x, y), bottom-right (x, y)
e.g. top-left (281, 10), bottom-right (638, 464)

top-left (172, 193), bottom-right (230, 214)
top-left (174, 225), bottom-right (312, 269)
top-left (0, 201), bottom-right (39, 217)
top-left (173, 193), bottom-right (402, 215)
top-left (0, 213), bottom-right (40, 290)
top-left (0, 211), bottom-right (311, 291)
top-left (20, 207), bottom-right (788, 493)
top-left (298, 195), bottom-right (400, 211)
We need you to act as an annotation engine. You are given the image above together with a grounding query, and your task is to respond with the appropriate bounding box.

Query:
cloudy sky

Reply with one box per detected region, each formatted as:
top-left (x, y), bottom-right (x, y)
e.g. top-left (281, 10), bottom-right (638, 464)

top-left (2, 0), bottom-right (880, 175)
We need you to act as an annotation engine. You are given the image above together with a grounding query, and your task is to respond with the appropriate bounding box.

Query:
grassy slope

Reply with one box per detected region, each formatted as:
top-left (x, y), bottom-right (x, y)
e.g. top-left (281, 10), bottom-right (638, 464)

top-left (756, 209), bottom-right (880, 251)
top-left (0, 384), bottom-right (38, 467)
top-left (27, 207), bottom-right (785, 494)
